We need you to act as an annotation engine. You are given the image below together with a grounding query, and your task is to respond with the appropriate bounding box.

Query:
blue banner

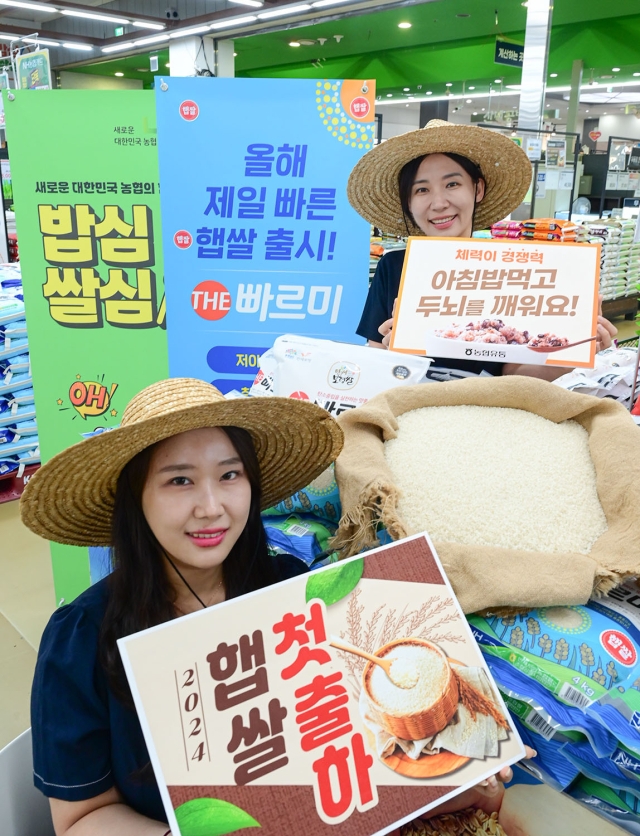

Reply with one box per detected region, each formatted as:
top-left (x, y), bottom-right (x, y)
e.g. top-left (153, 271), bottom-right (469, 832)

top-left (155, 77), bottom-right (374, 391)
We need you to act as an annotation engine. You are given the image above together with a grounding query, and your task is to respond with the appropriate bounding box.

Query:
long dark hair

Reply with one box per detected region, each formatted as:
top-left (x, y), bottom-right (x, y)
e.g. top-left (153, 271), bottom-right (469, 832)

top-left (398, 152), bottom-right (485, 234)
top-left (99, 426), bottom-right (277, 704)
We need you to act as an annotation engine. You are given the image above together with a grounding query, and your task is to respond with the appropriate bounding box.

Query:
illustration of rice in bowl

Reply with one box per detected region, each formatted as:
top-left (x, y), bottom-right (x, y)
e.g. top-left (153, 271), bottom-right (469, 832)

top-left (360, 638), bottom-right (511, 773)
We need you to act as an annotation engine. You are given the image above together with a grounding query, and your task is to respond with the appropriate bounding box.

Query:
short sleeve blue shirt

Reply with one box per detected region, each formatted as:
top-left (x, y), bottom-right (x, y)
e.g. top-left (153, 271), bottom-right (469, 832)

top-left (31, 555), bottom-right (308, 823)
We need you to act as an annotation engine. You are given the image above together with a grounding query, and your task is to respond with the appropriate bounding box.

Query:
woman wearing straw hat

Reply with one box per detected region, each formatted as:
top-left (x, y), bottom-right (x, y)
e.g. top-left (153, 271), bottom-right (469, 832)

top-left (348, 119), bottom-right (617, 380)
top-left (22, 377), bottom-right (526, 834)
top-left (20, 378), bottom-right (343, 834)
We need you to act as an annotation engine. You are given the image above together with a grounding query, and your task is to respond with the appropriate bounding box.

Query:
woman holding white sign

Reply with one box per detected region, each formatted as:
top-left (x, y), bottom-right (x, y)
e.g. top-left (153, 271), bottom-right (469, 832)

top-left (22, 377), bottom-right (527, 835)
top-left (21, 378), bottom-right (343, 835)
top-left (349, 119), bottom-right (617, 379)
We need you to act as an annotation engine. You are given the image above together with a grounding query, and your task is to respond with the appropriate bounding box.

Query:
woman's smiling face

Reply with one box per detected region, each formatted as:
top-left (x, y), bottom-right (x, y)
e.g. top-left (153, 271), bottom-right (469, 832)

top-left (408, 153), bottom-right (485, 238)
top-left (141, 427), bottom-right (252, 575)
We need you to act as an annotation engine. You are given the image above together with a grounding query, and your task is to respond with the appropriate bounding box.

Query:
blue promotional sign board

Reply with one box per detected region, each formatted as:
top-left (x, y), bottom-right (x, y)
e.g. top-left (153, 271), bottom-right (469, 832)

top-left (494, 39), bottom-right (524, 68)
top-left (155, 77), bottom-right (375, 391)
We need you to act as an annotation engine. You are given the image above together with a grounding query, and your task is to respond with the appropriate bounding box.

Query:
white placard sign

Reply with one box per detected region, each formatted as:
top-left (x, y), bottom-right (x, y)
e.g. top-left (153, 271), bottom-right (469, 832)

top-left (389, 237), bottom-right (601, 368)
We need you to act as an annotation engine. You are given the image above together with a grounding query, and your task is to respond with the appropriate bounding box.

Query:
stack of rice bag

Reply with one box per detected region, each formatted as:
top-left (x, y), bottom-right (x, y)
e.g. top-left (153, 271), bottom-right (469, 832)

top-left (521, 219), bottom-right (579, 242)
top-left (468, 580), bottom-right (640, 831)
top-left (0, 262), bottom-right (39, 478)
top-left (491, 219), bottom-right (580, 242)
top-left (491, 220), bottom-right (523, 240)
top-left (262, 462), bottom-right (341, 569)
top-left (576, 219), bottom-right (640, 302)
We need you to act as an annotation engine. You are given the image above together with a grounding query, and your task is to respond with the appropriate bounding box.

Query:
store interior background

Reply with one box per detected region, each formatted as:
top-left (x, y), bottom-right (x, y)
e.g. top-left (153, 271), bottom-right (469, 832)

top-left (2, 0), bottom-right (640, 749)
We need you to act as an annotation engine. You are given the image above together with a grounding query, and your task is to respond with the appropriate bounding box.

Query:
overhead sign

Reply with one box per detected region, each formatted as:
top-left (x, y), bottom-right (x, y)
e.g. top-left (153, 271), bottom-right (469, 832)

top-left (494, 39), bottom-right (524, 68)
top-left (119, 533), bottom-right (524, 836)
top-left (155, 78), bottom-right (374, 393)
top-left (389, 237), bottom-right (601, 369)
top-left (16, 49), bottom-right (52, 90)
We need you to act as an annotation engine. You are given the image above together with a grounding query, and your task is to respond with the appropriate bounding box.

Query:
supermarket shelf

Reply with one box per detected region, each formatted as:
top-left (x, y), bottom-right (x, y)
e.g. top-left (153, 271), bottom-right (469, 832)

top-left (602, 295), bottom-right (639, 321)
top-left (0, 464), bottom-right (40, 504)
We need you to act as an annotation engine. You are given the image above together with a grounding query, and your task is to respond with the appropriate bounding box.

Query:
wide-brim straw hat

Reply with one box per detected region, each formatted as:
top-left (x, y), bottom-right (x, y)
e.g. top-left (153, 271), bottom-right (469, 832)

top-left (20, 378), bottom-right (344, 547)
top-left (347, 119), bottom-right (532, 235)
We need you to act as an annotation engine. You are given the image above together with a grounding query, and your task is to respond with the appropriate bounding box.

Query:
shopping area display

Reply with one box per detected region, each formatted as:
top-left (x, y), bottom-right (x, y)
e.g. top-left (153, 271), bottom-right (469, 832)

top-left (0, 261), bottom-right (38, 501)
top-left (248, 323), bottom-right (640, 832)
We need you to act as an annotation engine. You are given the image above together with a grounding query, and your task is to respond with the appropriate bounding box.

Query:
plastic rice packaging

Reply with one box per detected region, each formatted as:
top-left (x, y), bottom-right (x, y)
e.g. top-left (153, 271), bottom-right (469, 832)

top-left (0, 296), bottom-right (24, 325)
top-left (470, 583), bottom-right (640, 758)
top-left (250, 334), bottom-right (432, 415)
top-left (262, 461), bottom-right (341, 522)
top-left (263, 513), bottom-right (337, 566)
top-left (570, 777), bottom-right (640, 834)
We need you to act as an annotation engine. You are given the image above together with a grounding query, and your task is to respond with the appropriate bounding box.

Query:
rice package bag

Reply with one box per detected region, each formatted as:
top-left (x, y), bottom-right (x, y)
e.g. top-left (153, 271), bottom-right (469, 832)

top-left (263, 513), bottom-right (337, 566)
top-left (570, 776), bottom-right (640, 834)
top-left (262, 462), bottom-right (341, 522)
top-left (470, 582), bottom-right (640, 757)
top-left (250, 334), bottom-right (432, 416)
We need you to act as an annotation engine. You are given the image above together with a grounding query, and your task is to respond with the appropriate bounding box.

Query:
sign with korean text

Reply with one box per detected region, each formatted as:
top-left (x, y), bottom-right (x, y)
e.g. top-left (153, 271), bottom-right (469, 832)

top-left (16, 49), bottom-right (52, 90)
top-left (494, 39), bottom-right (524, 68)
top-left (119, 534), bottom-right (524, 836)
top-left (155, 78), bottom-right (373, 394)
top-left (4, 90), bottom-right (168, 602)
top-left (389, 238), bottom-right (600, 368)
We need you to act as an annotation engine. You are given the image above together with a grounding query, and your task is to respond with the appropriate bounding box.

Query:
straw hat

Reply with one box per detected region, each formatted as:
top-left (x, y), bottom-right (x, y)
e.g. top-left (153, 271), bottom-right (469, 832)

top-left (347, 119), bottom-right (532, 235)
top-left (20, 378), bottom-right (344, 547)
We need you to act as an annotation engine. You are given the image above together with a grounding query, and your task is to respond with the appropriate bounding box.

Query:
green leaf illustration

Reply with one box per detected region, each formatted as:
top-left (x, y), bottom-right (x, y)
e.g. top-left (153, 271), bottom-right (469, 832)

top-left (305, 558), bottom-right (363, 605)
top-left (174, 798), bottom-right (260, 836)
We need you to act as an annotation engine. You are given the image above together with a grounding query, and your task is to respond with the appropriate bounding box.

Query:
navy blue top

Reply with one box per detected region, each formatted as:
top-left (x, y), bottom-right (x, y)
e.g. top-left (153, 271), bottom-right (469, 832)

top-left (357, 249), bottom-right (505, 378)
top-left (31, 554), bottom-right (308, 824)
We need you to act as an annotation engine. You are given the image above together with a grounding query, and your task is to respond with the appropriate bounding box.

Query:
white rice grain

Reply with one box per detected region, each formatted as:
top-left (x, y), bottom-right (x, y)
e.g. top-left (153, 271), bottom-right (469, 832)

top-left (384, 405), bottom-right (607, 555)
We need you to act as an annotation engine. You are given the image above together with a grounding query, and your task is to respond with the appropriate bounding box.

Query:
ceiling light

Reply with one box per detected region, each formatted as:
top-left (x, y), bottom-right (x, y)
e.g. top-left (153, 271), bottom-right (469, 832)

top-left (612, 67), bottom-right (621, 72)
top-left (482, 107), bottom-right (485, 111)
top-left (233, 52), bottom-right (237, 56)
top-left (550, 73), bottom-right (557, 78)
top-left (115, 72), bottom-right (124, 77)
top-left (210, 15), bottom-right (257, 28)
top-left (398, 21), bottom-right (412, 28)
top-left (521, 1), bottom-right (528, 6)
top-left (0, 1), bottom-right (55, 11)
top-left (386, 93), bottom-right (392, 97)
top-left (468, 86), bottom-right (475, 90)
top-left (23, 37), bottom-right (59, 46)
top-left (165, 62), bottom-right (170, 67)
top-left (426, 91), bottom-right (432, 95)
top-left (604, 112), bottom-right (607, 114)
top-left (229, 0), bottom-right (263, 5)
top-left (136, 34), bottom-right (169, 45)
top-left (169, 26), bottom-right (210, 37)
top-left (312, 0), bottom-right (353, 6)
top-left (446, 82), bottom-right (452, 87)
top-left (102, 42), bottom-right (133, 53)
top-left (466, 98), bottom-right (472, 103)
top-left (62, 10), bottom-right (130, 23)
top-left (585, 109), bottom-right (589, 112)
top-left (473, 111), bottom-right (478, 115)
top-left (289, 41), bottom-right (300, 46)
top-left (494, 78), bottom-right (502, 84)
top-left (63, 42), bottom-right (93, 51)
top-left (258, 4), bottom-right (311, 18)
top-left (403, 87), bottom-right (410, 91)
top-left (132, 21), bottom-right (166, 30)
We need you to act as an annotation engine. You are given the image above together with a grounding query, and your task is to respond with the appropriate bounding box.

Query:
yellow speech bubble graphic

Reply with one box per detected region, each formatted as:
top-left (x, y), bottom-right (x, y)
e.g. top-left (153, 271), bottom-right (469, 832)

top-left (69, 381), bottom-right (118, 420)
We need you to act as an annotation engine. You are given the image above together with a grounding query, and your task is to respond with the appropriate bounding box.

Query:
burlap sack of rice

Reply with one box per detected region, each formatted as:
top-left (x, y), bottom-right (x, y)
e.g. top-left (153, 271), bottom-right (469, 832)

top-left (333, 376), bottom-right (640, 614)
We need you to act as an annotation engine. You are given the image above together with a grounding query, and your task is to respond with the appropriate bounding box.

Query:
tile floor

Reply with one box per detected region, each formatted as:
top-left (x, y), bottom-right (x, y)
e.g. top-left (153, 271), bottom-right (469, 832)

top-left (1, 317), bottom-right (638, 750)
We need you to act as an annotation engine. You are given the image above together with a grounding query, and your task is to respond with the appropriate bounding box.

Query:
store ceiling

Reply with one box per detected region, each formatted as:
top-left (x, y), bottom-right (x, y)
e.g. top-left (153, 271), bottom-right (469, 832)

top-left (66, 0), bottom-right (640, 106)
